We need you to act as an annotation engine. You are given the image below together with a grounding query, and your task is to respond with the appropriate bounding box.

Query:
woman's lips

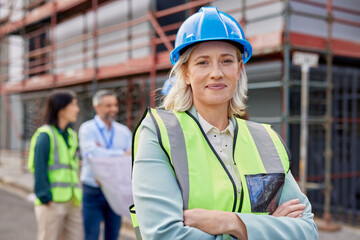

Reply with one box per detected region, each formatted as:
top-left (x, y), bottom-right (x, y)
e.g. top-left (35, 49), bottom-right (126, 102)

top-left (206, 83), bottom-right (226, 90)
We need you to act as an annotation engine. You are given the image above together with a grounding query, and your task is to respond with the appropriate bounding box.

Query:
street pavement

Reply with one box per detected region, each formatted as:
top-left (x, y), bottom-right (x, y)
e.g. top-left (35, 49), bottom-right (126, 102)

top-left (1, 150), bottom-right (360, 240)
top-left (0, 187), bottom-right (37, 240)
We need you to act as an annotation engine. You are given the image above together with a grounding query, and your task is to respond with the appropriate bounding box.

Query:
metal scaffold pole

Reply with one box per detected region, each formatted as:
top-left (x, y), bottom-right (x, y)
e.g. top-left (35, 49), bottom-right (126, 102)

top-left (50, 0), bottom-right (57, 88)
top-left (92, 0), bottom-right (99, 97)
top-left (282, 0), bottom-right (291, 143)
top-left (20, 0), bottom-right (28, 172)
top-left (318, 0), bottom-right (340, 232)
top-left (299, 64), bottom-right (309, 194)
top-left (293, 51), bottom-right (319, 194)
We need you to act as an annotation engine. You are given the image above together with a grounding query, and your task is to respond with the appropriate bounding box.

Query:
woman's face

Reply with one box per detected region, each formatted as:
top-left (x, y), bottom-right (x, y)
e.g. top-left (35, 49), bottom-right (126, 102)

top-left (59, 98), bottom-right (80, 124)
top-left (185, 41), bottom-right (242, 111)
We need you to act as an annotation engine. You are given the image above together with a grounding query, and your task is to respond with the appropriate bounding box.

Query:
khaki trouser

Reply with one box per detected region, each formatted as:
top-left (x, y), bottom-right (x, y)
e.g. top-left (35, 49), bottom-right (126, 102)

top-left (34, 199), bottom-right (83, 240)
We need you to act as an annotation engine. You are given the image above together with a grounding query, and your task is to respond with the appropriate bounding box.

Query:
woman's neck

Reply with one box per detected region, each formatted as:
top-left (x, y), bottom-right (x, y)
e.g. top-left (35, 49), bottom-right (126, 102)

top-left (195, 103), bottom-right (229, 131)
top-left (58, 118), bottom-right (68, 131)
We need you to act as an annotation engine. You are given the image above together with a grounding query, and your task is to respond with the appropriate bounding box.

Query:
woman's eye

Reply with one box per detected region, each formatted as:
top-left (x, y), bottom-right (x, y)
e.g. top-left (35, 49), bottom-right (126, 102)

top-left (223, 59), bottom-right (233, 63)
top-left (196, 61), bottom-right (207, 65)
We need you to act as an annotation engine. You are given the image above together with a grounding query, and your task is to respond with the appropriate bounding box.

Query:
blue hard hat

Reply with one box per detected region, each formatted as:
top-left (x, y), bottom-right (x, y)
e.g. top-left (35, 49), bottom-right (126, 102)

top-left (170, 7), bottom-right (252, 65)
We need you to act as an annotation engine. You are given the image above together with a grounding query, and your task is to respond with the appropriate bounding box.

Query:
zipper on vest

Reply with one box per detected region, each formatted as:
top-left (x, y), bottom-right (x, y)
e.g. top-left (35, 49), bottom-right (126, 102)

top-left (238, 187), bottom-right (244, 212)
top-left (67, 133), bottom-right (75, 198)
top-left (68, 150), bottom-right (75, 197)
top-left (186, 111), bottom-right (238, 212)
top-left (233, 120), bottom-right (243, 212)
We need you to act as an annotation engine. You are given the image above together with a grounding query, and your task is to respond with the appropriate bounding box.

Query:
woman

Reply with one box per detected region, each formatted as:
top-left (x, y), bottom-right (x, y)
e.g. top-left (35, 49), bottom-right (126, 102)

top-left (131, 7), bottom-right (318, 240)
top-left (28, 90), bottom-right (83, 240)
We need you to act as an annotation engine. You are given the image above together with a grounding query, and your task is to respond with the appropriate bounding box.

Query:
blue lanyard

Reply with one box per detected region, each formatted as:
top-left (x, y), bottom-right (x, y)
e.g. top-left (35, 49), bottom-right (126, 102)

top-left (94, 119), bottom-right (115, 149)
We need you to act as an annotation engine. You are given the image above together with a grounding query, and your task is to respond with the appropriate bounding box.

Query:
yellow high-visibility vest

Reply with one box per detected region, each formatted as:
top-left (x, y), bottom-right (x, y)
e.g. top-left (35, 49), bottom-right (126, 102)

top-left (28, 125), bottom-right (82, 206)
top-left (130, 108), bottom-right (290, 239)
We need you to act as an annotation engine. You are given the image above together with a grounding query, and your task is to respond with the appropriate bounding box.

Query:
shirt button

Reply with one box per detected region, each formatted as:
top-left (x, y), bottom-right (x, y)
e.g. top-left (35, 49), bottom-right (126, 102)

top-left (214, 135), bottom-right (217, 137)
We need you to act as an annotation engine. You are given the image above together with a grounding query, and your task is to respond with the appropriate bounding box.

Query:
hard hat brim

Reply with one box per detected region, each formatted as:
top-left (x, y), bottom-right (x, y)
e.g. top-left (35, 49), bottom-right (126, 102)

top-left (170, 38), bottom-right (252, 65)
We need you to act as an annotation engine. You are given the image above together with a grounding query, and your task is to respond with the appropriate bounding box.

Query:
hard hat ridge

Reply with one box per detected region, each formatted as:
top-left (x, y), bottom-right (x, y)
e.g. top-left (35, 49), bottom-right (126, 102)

top-left (170, 6), bottom-right (252, 65)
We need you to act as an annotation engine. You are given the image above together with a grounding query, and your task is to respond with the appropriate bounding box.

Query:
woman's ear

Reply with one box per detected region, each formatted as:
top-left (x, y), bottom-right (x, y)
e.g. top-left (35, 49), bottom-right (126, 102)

top-left (57, 109), bottom-right (64, 119)
top-left (237, 61), bottom-right (243, 79)
top-left (184, 70), bottom-right (191, 85)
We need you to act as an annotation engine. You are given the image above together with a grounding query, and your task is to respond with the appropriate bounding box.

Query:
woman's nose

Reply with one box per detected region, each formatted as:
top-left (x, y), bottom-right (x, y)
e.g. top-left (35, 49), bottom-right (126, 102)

top-left (210, 63), bottom-right (224, 79)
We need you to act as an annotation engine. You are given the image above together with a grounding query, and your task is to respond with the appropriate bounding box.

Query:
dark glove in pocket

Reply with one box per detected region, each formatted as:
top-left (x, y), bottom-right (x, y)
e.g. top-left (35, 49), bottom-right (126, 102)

top-left (245, 173), bottom-right (285, 214)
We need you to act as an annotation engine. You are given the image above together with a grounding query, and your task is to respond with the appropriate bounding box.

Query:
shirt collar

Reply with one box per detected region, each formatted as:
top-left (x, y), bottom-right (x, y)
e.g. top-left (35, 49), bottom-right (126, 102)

top-left (52, 124), bottom-right (68, 135)
top-left (197, 110), bottom-right (234, 137)
top-left (94, 115), bottom-right (108, 130)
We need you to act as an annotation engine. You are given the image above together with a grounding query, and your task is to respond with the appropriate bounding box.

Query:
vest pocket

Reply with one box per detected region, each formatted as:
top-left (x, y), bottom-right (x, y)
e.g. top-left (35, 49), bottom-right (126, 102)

top-left (245, 173), bottom-right (285, 214)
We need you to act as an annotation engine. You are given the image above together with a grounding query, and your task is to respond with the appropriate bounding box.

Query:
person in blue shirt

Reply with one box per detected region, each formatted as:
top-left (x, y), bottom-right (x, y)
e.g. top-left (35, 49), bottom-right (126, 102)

top-left (79, 89), bottom-right (132, 240)
top-left (131, 7), bottom-right (318, 240)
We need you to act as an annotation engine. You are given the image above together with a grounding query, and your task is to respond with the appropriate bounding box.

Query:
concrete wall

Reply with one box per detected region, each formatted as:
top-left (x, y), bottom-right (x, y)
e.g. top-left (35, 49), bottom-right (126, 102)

top-left (0, 35), bottom-right (9, 149)
top-left (0, 0), bottom-right (25, 84)
top-left (8, 94), bottom-right (23, 150)
top-left (246, 60), bottom-right (283, 133)
top-left (0, 0), bottom-right (8, 19)
top-left (290, 0), bottom-right (360, 42)
top-left (0, 94), bottom-right (23, 150)
top-left (54, 0), bottom-right (152, 74)
top-left (0, 0), bottom-right (24, 22)
top-left (211, 0), bottom-right (284, 38)
top-left (0, 96), bottom-right (8, 149)
top-left (8, 36), bottom-right (24, 83)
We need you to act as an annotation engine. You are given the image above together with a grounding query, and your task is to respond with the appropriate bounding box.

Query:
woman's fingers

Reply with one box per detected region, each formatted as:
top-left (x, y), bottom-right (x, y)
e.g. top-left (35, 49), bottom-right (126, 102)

top-left (282, 203), bottom-right (306, 217)
top-left (272, 199), bottom-right (306, 218)
top-left (286, 209), bottom-right (304, 218)
top-left (272, 199), bottom-right (299, 216)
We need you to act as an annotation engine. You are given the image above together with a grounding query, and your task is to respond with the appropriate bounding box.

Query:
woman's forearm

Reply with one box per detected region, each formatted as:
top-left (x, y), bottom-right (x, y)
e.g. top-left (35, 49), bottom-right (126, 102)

top-left (227, 213), bottom-right (248, 240)
top-left (183, 209), bottom-right (248, 239)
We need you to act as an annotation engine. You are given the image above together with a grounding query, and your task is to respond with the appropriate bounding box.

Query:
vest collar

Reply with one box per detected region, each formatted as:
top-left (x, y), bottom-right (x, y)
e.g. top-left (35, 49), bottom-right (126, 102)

top-left (50, 124), bottom-right (69, 137)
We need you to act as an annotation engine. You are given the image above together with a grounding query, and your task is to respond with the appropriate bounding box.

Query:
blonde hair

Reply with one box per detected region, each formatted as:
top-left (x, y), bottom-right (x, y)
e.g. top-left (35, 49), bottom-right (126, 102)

top-left (161, 43), bottom-right (248, 118)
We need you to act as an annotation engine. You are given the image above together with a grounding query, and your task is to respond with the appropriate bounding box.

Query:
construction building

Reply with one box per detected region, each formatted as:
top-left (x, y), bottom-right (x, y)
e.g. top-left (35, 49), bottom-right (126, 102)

top-left (0, 0), bottom-right (359, 226)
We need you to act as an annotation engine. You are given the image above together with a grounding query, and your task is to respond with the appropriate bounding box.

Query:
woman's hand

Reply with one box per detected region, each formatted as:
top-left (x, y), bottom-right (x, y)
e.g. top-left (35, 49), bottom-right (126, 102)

top-left (271, 199), bottom-right (306, 218)
top-left (183, 208), bottom-right (247, 240)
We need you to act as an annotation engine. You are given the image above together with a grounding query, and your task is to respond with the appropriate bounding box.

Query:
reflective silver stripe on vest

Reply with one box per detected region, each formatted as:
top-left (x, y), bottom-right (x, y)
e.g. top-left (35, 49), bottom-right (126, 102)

top-left (134, 227), bottom-right (142, 240)
top-left (51, 182), bottom-right (80, 188)
top-left (245, 121), bottom-right (284, 173)
top-left (156, 110), bottom-right (190, 210)
top-left (47, 126), bottom-right (72, 171)
top-left (48, 164), bottom-right (71, 170)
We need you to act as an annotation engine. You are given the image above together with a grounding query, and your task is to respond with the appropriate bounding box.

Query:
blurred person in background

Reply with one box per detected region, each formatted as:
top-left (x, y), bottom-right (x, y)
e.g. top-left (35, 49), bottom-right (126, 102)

top-left (131, 7), bottom-right (318, 240)
top-left (28, 90), bottom-right (83, 240)
top-left (79, 90), bottom-right (132, 240)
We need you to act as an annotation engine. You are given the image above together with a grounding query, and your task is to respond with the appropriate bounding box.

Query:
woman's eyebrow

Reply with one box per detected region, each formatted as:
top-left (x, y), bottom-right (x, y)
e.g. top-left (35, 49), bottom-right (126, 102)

top-left (193, 55), bottom-right (209, 61)
top-left (193, 53), bottom-right (235, 61)
top-left (220, 53), bottom-right (236, 57)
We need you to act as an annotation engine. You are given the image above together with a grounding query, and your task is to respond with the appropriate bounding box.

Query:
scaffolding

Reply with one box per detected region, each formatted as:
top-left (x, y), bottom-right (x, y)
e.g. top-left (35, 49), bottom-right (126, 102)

top-left (0, 0), bottom-right (359, 226)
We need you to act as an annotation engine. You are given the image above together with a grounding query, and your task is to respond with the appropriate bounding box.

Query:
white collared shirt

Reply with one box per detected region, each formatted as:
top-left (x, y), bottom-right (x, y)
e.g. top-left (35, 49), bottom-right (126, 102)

top-left (197, 113), bottom-right (242, 196)
top-left (79, 115), bottom-right (132, 187)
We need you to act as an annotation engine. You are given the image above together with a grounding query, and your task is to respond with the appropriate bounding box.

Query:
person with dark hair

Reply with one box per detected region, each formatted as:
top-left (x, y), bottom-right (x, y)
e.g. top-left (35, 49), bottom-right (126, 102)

top-left (28, 90), bottom-right (83, 240)
top-left (79, 89), bottom-right (132, 240)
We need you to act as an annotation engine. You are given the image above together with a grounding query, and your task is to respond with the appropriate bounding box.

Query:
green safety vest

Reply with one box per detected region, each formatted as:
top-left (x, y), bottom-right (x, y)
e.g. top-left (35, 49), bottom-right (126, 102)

top-left (28, 125), bottom-right (82, 206)
top-left (130, 108), bottom-right (290, 239)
